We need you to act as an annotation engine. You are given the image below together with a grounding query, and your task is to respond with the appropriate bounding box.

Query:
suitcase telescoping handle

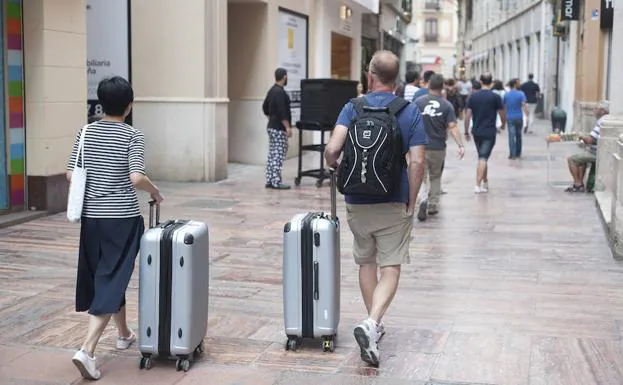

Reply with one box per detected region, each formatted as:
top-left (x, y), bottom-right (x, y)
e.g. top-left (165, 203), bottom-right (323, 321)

top-left (329, 168), bottom-right (337, 220)
top-left (148, 200), bottom-right (160, 228)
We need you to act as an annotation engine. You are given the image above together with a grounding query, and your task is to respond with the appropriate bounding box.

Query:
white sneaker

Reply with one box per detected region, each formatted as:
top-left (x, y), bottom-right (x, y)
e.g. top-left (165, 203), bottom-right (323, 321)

top-left (474, 186), bottom-right (482, 194)
top-left (116, 331), bottom-right (136, 350)
top-left (353, 319), bottom-right (380, 367)
top-left (376, 321), bottom-right (386, 343)
top-left (481, 181), bottom-right (489, 192)
top-left (72, 349), bottom-right (101, 380)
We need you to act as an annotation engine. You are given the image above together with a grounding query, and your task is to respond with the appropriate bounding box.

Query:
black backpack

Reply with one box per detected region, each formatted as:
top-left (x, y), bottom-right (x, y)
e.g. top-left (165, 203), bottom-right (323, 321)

top-left (337, 97), bottom-right (409, 197)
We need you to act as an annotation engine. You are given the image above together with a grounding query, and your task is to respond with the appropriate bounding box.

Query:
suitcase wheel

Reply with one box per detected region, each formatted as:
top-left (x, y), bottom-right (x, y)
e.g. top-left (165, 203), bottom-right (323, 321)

top-left (294, 177), bottom-right (301, 186)
top-left (315, 179), bottom-right (323, 188)
top-left (322, 338), bottom-right (335, 353)
top-left (285, 338), bottom-right (299, 351)
top-left (139, 356), bottom-right (153, 370)
top-left (176, 358), bottom-right (191, 372)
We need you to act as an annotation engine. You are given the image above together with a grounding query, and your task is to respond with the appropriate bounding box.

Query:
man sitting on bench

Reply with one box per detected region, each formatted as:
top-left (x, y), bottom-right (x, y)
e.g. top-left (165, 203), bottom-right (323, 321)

top-left (565, 100), bottom-right (609, 193)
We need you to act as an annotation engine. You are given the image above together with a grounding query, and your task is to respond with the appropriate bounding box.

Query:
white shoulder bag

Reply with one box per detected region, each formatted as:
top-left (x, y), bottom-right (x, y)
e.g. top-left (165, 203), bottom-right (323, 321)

top-left (66, 125), bottom-right (88, 223)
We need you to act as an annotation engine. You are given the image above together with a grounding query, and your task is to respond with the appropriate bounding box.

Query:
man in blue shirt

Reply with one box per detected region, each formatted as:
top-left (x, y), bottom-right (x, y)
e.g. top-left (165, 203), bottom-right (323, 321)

top-left (503, 78), bottom-right (528, 159)
top-left (325, 50), bottom-right (427, 367)
top-left (464, 73), bottom-right (505, 193)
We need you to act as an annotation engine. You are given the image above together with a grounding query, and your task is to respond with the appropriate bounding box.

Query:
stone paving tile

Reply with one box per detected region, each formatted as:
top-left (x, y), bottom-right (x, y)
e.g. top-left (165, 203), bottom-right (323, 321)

top-left (0, 120), bottom-right (621, 384)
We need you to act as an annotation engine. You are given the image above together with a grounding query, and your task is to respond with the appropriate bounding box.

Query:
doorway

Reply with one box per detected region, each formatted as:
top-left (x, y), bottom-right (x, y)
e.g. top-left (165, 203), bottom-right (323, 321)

top-left (331, 32), bottom-right (352, 79)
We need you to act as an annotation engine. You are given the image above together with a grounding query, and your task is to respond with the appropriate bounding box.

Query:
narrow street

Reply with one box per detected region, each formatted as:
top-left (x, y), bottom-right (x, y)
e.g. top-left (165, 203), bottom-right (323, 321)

top-left (0, 119), bottom-right (620, 385)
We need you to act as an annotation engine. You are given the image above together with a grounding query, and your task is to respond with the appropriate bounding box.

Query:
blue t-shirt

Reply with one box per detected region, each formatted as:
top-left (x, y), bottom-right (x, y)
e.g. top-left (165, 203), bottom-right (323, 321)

top-left (411, 88), bottom-right (429, 102)
top-left (467, 89), bottom-right (503, 138)
top-left (335, 92), bottom-right (428, 205)
top-left (503, 90), bottom-right (527, 120)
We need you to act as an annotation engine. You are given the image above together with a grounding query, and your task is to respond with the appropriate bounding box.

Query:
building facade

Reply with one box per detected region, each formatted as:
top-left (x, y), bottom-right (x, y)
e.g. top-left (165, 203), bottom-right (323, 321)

top-left (456, 0), bottom-right (553, 115)
top-left (405, 0), bottom-right (458, 77)
top-left (0, 0), bottom-right (383, 217)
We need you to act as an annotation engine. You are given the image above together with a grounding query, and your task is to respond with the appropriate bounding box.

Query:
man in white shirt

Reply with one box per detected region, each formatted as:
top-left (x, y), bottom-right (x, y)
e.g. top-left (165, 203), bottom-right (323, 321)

top-left (403, 70), bottom-right (420, 102)
top-left (458, 75), bottom-right (472, 119)
top-left (565, 100), bottom-right (609, 193)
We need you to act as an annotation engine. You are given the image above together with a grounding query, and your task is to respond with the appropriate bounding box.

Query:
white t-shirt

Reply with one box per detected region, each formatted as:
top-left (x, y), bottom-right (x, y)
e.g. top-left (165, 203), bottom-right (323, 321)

top-left (404, 84), bottom-right (419, 102)
top-left (459, 81), bottom-right (472, 96)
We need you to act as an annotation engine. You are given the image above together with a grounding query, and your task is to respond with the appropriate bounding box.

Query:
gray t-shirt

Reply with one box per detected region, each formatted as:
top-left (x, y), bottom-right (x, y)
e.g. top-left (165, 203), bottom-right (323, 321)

top-left (415, 94), bottom-right (457, 150)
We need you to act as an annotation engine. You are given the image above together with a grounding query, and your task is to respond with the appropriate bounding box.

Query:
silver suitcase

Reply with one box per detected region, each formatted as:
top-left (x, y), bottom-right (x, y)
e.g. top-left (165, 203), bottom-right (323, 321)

top-left (283, 170), bottom-right (340, 352)
top-left (138, 202), bottom-right (210, 372)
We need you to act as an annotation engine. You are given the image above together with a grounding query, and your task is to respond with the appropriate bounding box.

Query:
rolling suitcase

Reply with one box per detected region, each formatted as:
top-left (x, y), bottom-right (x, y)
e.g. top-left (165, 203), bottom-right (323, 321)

top-left (138, 201), bottom-right (210, 372)
top-left (283, 169), bottom-right (340, 352)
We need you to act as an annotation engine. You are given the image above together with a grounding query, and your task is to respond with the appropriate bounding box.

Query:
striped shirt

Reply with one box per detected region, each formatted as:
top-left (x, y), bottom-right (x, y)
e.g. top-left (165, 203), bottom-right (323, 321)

top-left (404, 84), bottom-right (419, 103)
top-left (588, 116), bottom-right (603, 155)
top-left (67, 120), bottom-right (146, 218)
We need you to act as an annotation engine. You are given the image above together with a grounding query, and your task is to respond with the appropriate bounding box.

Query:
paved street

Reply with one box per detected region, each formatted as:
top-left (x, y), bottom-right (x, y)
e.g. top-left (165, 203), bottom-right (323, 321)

top-left (0, 119), bottom-right (620, 385)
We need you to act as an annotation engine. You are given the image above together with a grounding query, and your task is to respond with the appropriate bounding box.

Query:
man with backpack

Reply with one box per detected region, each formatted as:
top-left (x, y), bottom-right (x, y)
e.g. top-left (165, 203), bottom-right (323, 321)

top-left (324, 50), bottom-right (428, 367)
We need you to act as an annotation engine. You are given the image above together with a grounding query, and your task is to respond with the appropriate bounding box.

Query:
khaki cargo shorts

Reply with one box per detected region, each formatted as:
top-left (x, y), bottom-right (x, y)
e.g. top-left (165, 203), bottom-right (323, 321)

top-left (346, 202), bottom-right (413, 267)
top-left (568, 151), bottom-right (596, 166)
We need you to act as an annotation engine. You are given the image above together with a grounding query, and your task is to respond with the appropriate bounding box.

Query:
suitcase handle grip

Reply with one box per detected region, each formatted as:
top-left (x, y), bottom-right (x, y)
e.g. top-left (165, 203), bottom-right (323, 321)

top-left (313, 261), bottom-right (319, 300)
top-left (148, 200), bottom-right (160, 228)
top-left (329, 168), bottom-right (337, 220)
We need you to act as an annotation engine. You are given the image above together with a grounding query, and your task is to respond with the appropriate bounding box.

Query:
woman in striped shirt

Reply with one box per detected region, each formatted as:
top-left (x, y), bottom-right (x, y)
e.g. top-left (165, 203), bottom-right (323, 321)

top-left (67, 76), bottom-right (163, 380)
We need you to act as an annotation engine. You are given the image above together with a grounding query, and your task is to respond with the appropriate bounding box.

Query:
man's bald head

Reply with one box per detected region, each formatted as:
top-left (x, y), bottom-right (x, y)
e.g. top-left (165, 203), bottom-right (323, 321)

top-left (368, 50), bottom-right (400, 87)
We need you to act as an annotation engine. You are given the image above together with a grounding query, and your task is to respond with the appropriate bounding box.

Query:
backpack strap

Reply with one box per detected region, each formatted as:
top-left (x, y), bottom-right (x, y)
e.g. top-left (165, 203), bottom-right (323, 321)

top-left (386, 97), bottom-right (410, 116)
top-left (350, 97), bottom-right (367, 116)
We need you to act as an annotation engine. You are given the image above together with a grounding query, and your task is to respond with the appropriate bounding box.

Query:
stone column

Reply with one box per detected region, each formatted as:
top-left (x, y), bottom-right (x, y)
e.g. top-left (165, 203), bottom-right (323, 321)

top-left (595, 4), bottom-right (623, 193)
top-left (520, 37), bottom-right (528, 80)
top-left (24, 0), bottom-right (87, 213)
top-left (130, 0), bottom-right (228, 182)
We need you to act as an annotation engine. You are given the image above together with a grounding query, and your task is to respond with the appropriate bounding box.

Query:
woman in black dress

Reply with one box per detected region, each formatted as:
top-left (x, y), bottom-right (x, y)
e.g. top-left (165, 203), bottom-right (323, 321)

top-left (67, 77), bottom-right (163, 380)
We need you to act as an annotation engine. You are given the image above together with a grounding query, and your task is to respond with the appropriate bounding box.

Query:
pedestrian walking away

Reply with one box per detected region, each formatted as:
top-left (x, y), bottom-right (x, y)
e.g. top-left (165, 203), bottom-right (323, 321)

top-left (411, 70), bottom-right (435, 102)
top-left (414, 74), bottom-right (465, 221)
top-left (520, 73), bottom-right (540, 134)
top-left (503, 78), bottom-right (528, 159)
top-left (464, 73), bottom-right (505, 194)
top-left (457, 75), bottom-right (472, 119)
top-left (403, 70), bottom-right (420, 102)
top-left (325, 50), bottom-right (428, 368)
top-left (262, 67), bottom-right (293, 190)
top-left (66, 76), bottom-right (164, 381)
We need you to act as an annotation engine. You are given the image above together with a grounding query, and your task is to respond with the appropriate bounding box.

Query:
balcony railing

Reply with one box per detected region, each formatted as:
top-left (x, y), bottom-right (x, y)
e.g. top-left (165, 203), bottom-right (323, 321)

top-left (424, 34), bottom-right (439, 42)
top-left (425, 1), bottom-right (441, 10)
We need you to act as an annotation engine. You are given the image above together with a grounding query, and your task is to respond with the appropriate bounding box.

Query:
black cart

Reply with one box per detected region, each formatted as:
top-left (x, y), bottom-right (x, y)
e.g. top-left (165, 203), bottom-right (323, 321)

top-left (294, 121), bottom-right (333, 188)
top-left (295, 78), bottom-right (358, 188)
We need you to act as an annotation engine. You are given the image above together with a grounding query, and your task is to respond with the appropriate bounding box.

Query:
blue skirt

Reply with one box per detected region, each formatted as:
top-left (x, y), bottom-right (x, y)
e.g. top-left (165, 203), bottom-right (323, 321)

top-left (75, 216), bottom-right (145, 315)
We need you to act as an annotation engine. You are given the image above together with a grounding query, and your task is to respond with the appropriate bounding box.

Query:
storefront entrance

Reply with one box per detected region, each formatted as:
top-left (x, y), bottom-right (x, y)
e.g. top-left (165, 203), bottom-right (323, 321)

top-left (331, 32), bottom-right (352, 79)
top-left (0, 0), bottom-right (25, 212)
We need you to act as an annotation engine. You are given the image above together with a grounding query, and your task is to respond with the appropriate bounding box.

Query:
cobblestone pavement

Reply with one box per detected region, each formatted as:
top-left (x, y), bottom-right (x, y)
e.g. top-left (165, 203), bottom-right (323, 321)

top-left (0, 120), bottom-right (620, 385)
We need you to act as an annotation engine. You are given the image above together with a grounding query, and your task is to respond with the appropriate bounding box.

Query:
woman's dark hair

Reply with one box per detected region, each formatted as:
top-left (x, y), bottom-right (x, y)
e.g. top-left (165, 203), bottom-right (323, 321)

top-left (445, 78), bottom-right (456, 87)
top-left (97, 76), bottom-right (134, 117)
top-left (492, 80), bottom-right (504, 91)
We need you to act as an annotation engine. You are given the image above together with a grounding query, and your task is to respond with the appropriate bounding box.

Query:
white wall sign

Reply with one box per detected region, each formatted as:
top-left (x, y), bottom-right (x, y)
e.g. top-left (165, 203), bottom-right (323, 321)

top-left (86, 0), bottom-right (130, 117)
top-left (278, 8), bottom-right (308, 124)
